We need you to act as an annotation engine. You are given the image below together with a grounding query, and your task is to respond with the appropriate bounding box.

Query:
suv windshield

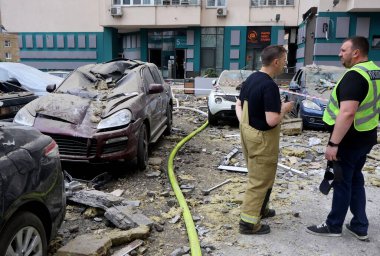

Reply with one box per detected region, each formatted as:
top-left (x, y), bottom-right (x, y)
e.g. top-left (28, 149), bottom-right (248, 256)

top-left (304, 66), bottom-right (346, 98)
top-left (56, 63), bottom-right (139, 99)
top-left (218, 70), bottom-right (253, 87)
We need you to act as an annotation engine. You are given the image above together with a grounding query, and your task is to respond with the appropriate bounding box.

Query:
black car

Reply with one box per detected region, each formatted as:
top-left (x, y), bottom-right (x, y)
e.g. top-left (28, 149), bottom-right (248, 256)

top-left (0, 122), bottom-right (65, 255)
top-left (0, 81), bottom-right (38, 121)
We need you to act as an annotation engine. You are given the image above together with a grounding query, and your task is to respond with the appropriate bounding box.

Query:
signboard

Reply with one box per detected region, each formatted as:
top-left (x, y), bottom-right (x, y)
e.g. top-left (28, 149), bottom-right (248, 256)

top-left (247, 27), bottom-right (271, 47)
top-left (175, 36), bottom-right (187, 48)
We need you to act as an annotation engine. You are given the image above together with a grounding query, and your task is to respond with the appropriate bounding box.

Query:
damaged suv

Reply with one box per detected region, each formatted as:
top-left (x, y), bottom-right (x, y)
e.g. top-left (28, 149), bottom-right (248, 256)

top-left (14, 59), bottom-right (173, 170)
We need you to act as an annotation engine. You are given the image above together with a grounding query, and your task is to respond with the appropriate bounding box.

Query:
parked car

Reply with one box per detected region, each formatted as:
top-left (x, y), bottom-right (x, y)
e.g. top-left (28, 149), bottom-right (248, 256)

top-left (14, 59), bottom-right (173, 170)
top-left (207, 70), bottom-right (254, 125)
top-left (284, 65), bottom-right (346, 129)
top-left (0, 62), bottom-right (63, 96)
top-left (0, 80), bottom-right (38, 121)
top-left (0, 121), bottom-right (65, 255)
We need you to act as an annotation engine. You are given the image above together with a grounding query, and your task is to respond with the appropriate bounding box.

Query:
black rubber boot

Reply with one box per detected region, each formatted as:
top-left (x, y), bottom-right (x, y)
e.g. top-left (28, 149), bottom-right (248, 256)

top-left (239, 220), bottom-right (271, 235)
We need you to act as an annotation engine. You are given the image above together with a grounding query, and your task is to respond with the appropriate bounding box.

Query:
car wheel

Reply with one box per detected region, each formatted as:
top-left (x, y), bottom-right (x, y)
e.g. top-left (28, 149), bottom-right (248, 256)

top-left (208, 108), bottom-right (218, 126)
top-left (137, 123), bottom-right (148, 171)
top-left (164, 104), bottom-right (172, 136)
top-left (0, 211), bottom-right (47, 256)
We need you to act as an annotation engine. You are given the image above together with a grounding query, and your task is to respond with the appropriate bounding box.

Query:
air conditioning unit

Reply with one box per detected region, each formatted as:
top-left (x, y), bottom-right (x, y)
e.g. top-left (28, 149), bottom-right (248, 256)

top-left (110, 6), bottom-right (123, 17)
top-left (216, 7), bottom-right (227, 17)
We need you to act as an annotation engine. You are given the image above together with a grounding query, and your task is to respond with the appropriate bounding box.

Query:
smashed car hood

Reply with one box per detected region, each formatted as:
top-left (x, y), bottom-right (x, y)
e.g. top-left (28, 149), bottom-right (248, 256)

top-left (218, 86), bottom-right (240, 96)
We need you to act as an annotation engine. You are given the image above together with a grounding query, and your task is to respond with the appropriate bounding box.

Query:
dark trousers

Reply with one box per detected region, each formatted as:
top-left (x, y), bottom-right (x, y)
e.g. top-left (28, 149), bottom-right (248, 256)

top-left (326, 143), bottom-right (373, 234)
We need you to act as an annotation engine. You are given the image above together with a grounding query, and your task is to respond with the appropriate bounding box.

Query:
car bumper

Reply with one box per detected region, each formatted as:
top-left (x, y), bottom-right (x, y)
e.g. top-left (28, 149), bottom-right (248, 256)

top-left (208, 95), bottom-right (237, 117)
top-left (300, 108), bottom-right (325, 128)
top-left (34, 118), bottom-right (142, 162)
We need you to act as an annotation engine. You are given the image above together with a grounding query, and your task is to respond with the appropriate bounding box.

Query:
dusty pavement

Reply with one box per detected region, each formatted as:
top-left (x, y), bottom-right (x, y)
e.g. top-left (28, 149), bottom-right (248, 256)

top-left (54, 94), bottom-right (380, 256)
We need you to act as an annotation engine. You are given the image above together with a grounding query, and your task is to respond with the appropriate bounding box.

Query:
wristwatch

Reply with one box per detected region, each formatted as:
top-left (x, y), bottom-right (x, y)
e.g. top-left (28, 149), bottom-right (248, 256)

top-left (328, 140), bottom-right (339, 147)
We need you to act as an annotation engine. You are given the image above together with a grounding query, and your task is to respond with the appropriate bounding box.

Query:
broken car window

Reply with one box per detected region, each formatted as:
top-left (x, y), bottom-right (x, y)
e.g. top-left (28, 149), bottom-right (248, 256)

top-left (218, 70), bottom-right (253, 87)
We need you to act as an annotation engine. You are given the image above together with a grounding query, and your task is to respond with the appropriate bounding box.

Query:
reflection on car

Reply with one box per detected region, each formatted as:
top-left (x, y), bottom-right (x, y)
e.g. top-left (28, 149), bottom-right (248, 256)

top-left (47, 70), bottom-right (70, 79)
top-left (284, 65), bottom-right (346, 129)
top-left (0, 122), bottom-right (65, 255)
top-left (14, 59), bottom-right (173, 170)
top-left (207, 70), bottom-right (254, 125)
top-left (0, 62), bottom-right (63, 96)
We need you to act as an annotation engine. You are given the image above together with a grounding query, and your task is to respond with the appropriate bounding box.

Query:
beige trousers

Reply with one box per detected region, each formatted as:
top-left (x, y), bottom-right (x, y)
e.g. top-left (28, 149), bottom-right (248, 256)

top-left (240, 100), bottom-right (280, 224)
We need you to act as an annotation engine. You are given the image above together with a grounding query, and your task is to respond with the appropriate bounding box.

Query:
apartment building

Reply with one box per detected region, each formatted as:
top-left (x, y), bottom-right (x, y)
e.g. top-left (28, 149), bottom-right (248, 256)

top-left (0, 31), bottom-right (19, 62)
top-left (297, 0), bottom-right (380, 69)
top-left (0, 0), bottom-right (379, 78)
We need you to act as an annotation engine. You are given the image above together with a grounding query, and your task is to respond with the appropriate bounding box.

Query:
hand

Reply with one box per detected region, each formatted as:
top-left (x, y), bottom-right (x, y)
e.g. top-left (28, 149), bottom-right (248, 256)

top-left (281, 101), bottom-right (294, 113)
top-left (325, 146), bottom-right (338, 161)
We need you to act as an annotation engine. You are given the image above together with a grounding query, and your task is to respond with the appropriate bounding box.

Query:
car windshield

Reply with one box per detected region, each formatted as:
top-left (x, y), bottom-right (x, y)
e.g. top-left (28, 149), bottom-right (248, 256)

top-left (304, 66), bottom-right (346, 99)
top-left (218, 70), bottom-right (253, 87)
top-left (56, 62), bottom-right (140, 100)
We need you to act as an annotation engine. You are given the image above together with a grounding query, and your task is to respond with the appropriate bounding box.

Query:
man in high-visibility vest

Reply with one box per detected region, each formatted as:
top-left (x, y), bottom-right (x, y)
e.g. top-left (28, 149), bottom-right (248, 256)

top-left (307, 36), bottom-right (380, 241)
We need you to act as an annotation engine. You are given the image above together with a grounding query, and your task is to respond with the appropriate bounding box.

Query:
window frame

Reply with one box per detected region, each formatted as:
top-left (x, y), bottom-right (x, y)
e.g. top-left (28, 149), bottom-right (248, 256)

top-left (251, 0), bottom-right (294, 7)
top-left (5, 52), bottom-right (12, 60)
top-left (4, 40), bottom-right (11, 47)
top-left (206, 0), bottom-right (227, 8)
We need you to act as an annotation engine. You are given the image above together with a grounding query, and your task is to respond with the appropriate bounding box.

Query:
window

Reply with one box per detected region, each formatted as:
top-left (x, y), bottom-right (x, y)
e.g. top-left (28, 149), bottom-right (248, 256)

top-left (372, 36), bottom-right (380, 49)
top-left (114, 0), bottom-right (154, 5)
top-left (251, 0), bottom-right (294, 7)
top-left (5, 52), bottom-right (12, 60)
top-left (207, 0), bottom-right (226, 7)
top-left (201, 27), bottom-right (224, 75)
top-left (4, 40), bottom-right (11, 47)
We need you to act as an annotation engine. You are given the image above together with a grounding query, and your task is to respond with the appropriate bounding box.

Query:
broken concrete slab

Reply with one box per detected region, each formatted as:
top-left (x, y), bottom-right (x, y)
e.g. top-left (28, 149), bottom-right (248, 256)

top-left (68, 190), bottom-right (124, 210)
top-left (281, 118), bottom-right (303, 135)
top-left (56, 234), bottom-right (112, 256)
top-left (105, 206), bottom-right (153, 230)
top-left (106, 226), bottom-right (150, 247)
top-left (110, 189), bottom-right (124, 197)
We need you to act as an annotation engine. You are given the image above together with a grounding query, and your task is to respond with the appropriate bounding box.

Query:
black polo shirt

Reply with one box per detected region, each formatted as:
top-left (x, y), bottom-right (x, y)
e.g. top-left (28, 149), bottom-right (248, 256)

top-left (239, 71), bottom-right (281, 131)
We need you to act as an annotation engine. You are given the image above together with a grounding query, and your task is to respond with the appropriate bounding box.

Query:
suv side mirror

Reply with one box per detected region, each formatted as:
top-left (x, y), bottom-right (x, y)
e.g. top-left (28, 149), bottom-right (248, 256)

top-left (46, 84), bottom-right (56, 93)
top-left (212, 79), bottom-right (216, 86)
top-left (289, 81), bottom-right (301, 91)
top-left (148, 83), bottom-right (164, 94)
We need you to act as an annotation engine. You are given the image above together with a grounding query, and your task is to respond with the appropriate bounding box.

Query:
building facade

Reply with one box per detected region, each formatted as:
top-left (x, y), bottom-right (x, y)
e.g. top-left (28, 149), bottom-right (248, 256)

top-left (297, 0), bottom-right (380, 69)
top-left (1, 0), bottom-right (379, 78)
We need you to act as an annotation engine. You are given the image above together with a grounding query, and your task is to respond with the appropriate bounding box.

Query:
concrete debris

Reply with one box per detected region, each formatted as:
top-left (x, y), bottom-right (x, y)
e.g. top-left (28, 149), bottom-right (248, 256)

top-left (169, 214), bottom-right (181, 224)
top-left (281, 118), bottom-right (303, 135)
top-left (111, 239), bottom-right (144, 256)
top-left (56, 234), bottom-right (112, 256)
top-left (145, 170), bottom-right (161, 177)
top-left (106, 226), bottom-right (150, 246)
top-left (110, 189), bottom-right (125, 197)
top-left (83, 207), bottom-right (104, 219)
top-left (308, 137), bottom-right (321, 146)
top-left (105, 206), bottom-right (153, 230)
top-left (122, 200), bottom-right (141, 207)
top-left (148, 157), bottom-right (163, 166)
top-left (68, 189), bottom-right (124, 210)
top-left (220, 148), bottom-right (239, 166)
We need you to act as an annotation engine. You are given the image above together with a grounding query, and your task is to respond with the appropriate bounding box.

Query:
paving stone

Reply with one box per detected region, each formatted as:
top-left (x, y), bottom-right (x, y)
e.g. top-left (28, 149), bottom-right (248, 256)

top-left (56, 234), bottom-right (112, 256)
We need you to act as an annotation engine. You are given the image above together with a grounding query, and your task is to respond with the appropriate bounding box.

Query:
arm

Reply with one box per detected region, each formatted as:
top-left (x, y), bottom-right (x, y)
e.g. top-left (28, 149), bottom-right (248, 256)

top-left (265, 101), bottom-right (294, 127)
top-left (235, 99), bottom-right (242, 122)
top-left (325, 100), bottom-right (359, 161)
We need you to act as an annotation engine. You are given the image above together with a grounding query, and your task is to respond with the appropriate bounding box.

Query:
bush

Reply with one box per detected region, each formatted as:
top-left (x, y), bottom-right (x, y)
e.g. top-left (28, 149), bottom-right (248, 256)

top-left (204, 68), bottom-right (218, 78)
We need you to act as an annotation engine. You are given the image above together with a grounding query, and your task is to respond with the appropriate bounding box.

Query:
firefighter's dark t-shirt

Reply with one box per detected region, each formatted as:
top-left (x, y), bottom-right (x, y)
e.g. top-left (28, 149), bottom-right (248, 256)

top-left (326, 69), bottom-right (377, 147)
top-left (239, 71), bottom-right (281, 131)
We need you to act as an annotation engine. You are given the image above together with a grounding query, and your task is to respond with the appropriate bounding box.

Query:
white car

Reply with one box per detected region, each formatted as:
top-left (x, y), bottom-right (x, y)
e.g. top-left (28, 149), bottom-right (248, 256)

top-left (207, 70), bottom-right (254, 125)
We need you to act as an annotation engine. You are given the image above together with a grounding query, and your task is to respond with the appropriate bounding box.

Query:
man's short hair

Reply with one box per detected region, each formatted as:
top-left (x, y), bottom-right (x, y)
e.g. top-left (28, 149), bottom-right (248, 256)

top-left (261, 45), bottom-right (287, 67)
top-left (344, 36), bottom-right (369, 56)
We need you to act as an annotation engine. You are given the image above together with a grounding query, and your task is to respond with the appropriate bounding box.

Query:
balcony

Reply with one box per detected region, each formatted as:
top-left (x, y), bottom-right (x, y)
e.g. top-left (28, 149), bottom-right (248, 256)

top-left (346, 0), bottom-right (380, 12)
top-left (100, 0), bottom-right (201, 28)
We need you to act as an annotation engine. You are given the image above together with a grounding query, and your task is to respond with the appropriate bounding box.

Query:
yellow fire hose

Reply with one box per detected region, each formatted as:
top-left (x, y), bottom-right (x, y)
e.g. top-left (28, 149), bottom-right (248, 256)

top-left (167, 120), bottom-right (209, 256)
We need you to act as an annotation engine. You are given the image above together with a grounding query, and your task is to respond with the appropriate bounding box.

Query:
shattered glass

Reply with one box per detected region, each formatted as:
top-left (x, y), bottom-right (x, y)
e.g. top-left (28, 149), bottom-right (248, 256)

top-left (217, 70), bottom-right (253, 87)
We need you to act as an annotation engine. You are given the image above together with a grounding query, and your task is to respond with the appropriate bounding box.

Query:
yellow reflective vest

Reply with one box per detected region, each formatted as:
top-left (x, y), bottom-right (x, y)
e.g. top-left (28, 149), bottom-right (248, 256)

top-left (323, 61), bottom-right (380, 131)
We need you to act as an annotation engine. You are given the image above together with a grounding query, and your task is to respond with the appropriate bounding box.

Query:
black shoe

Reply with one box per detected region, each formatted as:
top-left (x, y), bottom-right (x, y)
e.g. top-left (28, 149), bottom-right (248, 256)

top-left (306, 222), bottom-right (342, 237)
top-left (239, 220), bottom-right (270, 235)
top-left (346, 224), bottom-right (369, 241)
top-left (262, 209), bottom-right (276, 219)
